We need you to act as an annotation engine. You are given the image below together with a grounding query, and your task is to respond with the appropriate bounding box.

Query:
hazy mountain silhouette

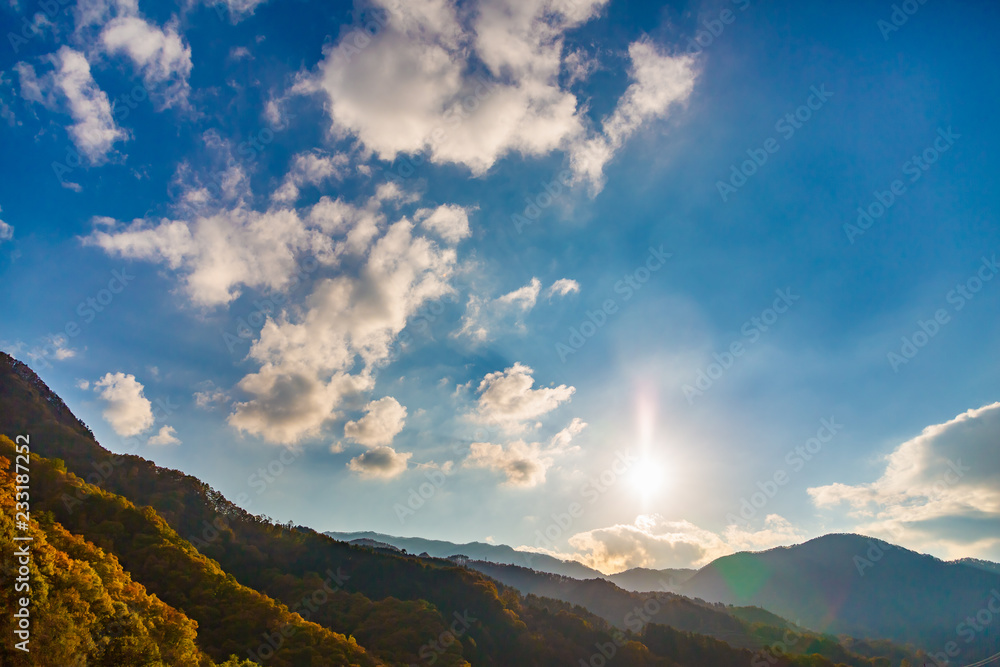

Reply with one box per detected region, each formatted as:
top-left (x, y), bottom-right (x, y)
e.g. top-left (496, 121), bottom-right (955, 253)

top-left (326, 529), bottom-right (607, 579)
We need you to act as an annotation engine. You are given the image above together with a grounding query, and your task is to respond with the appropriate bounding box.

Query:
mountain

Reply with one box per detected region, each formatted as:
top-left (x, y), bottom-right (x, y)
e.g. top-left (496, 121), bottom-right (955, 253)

top-left (681, 533), bottom-right (1000, 662)
top-left (326, 530), bottom-right (606, 579)
top-left (606, 567), bottom-right (697, 593)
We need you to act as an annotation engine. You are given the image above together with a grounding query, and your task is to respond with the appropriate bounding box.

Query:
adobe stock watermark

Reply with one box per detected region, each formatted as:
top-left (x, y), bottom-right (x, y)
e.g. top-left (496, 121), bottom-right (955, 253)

top-left (726, 417), bottom-right (842, 528)
top-left (877, 0), bottom-right (931, 41)
top-left (682, 0), bottom-right (753, 57)
top-left (717, 84), bottom-right (833, 202)
top-left (393, 467), bottom-right (448, 524)
top-left (927, 589), bottom-right (1000, 667)
top-left (524, 449), bottom-right (638, 567)
top-left (409, 610), bottom-right (478, 666)
top-left (7, 0), bottom-right (72, 54)
top-left (246, 567), bottom-right (350, 663)
top-left (750, 629), bottom-right (804, 667)
top-left (555, 246), bottom-right (672, 362)
top-left (845, 127), bottom-right (960, 244)
top-left (23, 266), bottom-right (136, 370)
top-left (510, 170), bottom-right (575, 235)
top-left (887, 253), bottom-right (997, 372)
top-left (222, 256), bottom-right (320, 354)
top-left (189, 447), bottom-right (304, 551)
top-left (682, 288), bottom-right (799, 404)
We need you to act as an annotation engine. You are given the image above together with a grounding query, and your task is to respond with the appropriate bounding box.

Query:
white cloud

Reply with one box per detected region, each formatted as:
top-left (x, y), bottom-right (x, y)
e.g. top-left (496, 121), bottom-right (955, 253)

top-left (293, 0), bottom-right (597, 176)
top-left (569, 40), bottom-right (698, 193)
top-left (272, 151), bottom-right (350, 204)
top-left (474, 362), bottom-right (574, 429)
top-left (76, 379), bottom-right (90, 390)
top-left (465, 439), bottom-right (550, 487)
top-left (456, 277), bottom-right (546, 341)
top-left (228, 216), bottom-right (459, 444)
top-left (528, 513), bottom-right (805, 573)
top-left (85, 158), bottom-right (414, 307)
top-left (496, 277), bottom-right (541, 310)
top-left (148, 425), bottom-right (180, 445)
top-left (463, 417), bottom-right (584, 487)
top-left (0, 207), bottom-right (13, 242)
top-left (344, 396), bottom-right (407, 447)
top-left (16, 46), bottom-right (127, 163)
top-left (293, 1), bottom-right (697, 190)
top-left (347, 446), bottom-right (412, 479)
top-left (84, 206), bottom-right (318, 307)
top-left (416, 204), bottom-right (472, 244)
top-left (94, 372), bottom-right (154, 437)
top-left (462, 418), bottom-right (587, 488)
top-left (22, 334), bottom-right (77, 367)
top-left (546, 278), bottom-right (579, 298)
top-left (808, 402), bottom-right (1000, 559)
top-left (193, 383), bottom-right (230, 409)
top-left (100, 16), bottom-right (192, 109)
top-left (210, 0), bottom-right (269, 23)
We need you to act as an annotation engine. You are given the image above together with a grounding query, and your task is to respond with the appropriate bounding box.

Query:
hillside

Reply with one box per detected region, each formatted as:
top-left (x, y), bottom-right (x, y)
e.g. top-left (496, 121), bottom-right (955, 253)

top-left (681, 533), bottom-right (1000, 662)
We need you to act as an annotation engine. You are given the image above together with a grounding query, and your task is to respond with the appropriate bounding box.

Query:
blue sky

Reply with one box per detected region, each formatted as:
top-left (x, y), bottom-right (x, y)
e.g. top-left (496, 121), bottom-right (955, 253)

top-left (2, 0), bottom-right (999, 572)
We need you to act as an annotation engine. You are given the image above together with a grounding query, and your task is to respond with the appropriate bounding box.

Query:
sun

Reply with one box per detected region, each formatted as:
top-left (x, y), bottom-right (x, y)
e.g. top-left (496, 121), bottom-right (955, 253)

top-left (630, 458), bottom-right (666, 496)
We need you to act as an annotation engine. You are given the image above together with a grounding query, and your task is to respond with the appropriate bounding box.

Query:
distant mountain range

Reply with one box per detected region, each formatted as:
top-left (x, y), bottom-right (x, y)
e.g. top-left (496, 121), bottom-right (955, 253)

top-left (326, 529), bottom-right (607, 579)
top-left (326, 530), bottom-right (696, 592)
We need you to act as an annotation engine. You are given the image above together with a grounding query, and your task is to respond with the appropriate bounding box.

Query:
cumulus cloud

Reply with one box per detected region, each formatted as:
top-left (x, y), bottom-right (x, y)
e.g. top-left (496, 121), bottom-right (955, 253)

top-left (808, 402), bottom-right (1000, 558)
top-left (292, 0), bottom-right (695, 187)
top-left (94, 372), bottom-right (154, 437)
top-left (344, 396), bottom-right (407, 446)
top-left (193, 383), bottom-right (230, 409)
top-left (100, 16), bottom-right (192, 109)
top-left (474, 362), bottom-right (574, 429)
top-left (228, 215), bottom-right (459, 444)
top-left (347, 446), bottom-right (412, 479)
top-left (463, 417), bottom-right (585, 487)
top-left (84, 206), bottom-right (319, 306)
top-left (546, 278), bottom-right (579, 298)
top-left (16, 46), bottom-right (127, 163)
top-left (84, 160), bottom-right (431, 307)
top-left (526, 513), bottom-right (804, 573)
top-left (230, 218), bottom-right (456, 442)
top-left (147, 425), bottom-right (180, 445)
top-left (416, 204), bottom-right (472, 244)
top-left (272, 151), bottom-right (350, 204)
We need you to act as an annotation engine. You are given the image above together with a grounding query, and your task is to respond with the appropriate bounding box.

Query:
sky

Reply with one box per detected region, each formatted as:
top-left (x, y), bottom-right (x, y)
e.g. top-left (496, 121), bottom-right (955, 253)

top-left (1, 0), bottom-right (999, 574)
